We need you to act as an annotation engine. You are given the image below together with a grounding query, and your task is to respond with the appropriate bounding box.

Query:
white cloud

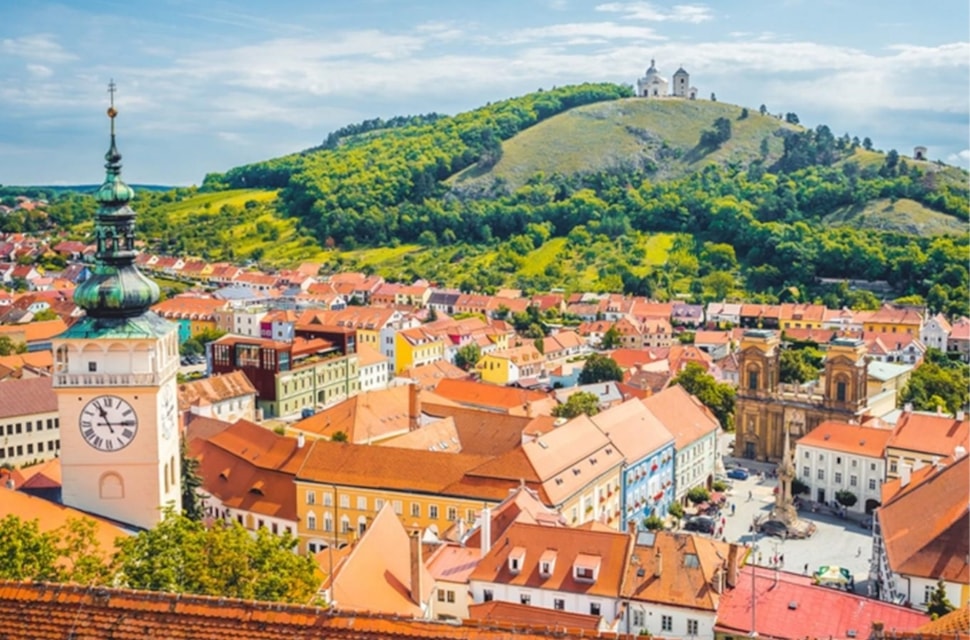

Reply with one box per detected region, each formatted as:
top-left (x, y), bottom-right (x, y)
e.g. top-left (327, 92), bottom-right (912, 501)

top-left (946, 149), bottom-right (970, 166)
top-left (496, 21), bottom-right (665, 44)
top-left (595, 2), bottom-right (714, 23)
top-left (26, 64), bottom-right (53, 78)
top-left (1, 34), bottom-right (77, 63)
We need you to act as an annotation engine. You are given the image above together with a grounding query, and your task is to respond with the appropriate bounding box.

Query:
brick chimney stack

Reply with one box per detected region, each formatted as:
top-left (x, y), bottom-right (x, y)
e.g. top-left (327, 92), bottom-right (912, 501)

top-left (408, 383), bottom-right (421, 431)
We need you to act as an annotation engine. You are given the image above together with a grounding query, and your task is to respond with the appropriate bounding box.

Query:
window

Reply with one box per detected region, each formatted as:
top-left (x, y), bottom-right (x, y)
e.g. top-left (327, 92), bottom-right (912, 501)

top-left (834, 472), bottom-right (842, 484)
top-left (323, 492), bottom-right (333, 507)
top-left (817, 469), bottom-right (825, 480)
top-left (375, 499), bottom-right (384, 511)
top-left (818, 453), bottom-right (825, 460)
top-left (836, 381), bottom-right (847, 402)
top-left (447, 590), bottom-right (455, 603)
top-left (520, 593), bottom-right (531, 605)
top-left (870, 462), bottom-right (877, 471)
top-left (437, 590), bottom-right (446, 602)
top-left (340, 495), bottom-right (350, 509)
top-left (869, 478), bottom-right (877, 491)
top-left (306, 513), bottom-right (316, 530)
top-left (633, 610), bottom-right (645, 626)
top-left (589, 603), bottom-right (600, 616)
top-left (804, 451), bottom-right (809, 459)
top-left (429, 505), bottom-right (439, 519)
top-left (748, 370), bottom-right (759, 390)
top-left (836, 456), bottom-right (842, 464)
top-left (306, 491), bottom-right (316, 505)
top-left (851, 459), bottom-right (857, 468)
top-left (889, 460), bottom-right (898, 473)
top-left (687, 619), bottom-right (699, 636)
top-left (483, 589), bottom-right (493, 602)
top-left (356, 497), bottom-right (366, 510)
top-left (410, 502), bottom-right (420, 518)
top-left (447, 506), bottom-right (458, 521)
top-left (553, 599), bottom-right (565, 611)
top-left (850, 475), bottom-right (858, 487)
top-left (802, 466), bottom-right (810, 478)
top-left (661, 615), bottom-right (673, 632)
top-left (88, 361), bottom-right (97, 372)
top-left (393, 500), bottom-right (403, 515)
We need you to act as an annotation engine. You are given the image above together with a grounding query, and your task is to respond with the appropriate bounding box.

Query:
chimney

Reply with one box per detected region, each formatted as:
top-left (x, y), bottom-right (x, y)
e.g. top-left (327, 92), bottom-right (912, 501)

top-left (297, 432), bottom-right (305, 449)
top-left (726, 543), bottom-right (739, 588)
top-left (480, 506), bottom-right (492, 559)
top-left (957, 410), bottom-right (966, 422)
top-left (903, 402), bottom-right (913, 413)
top-left (654, 550), bottom-right (663, 578)
top-left (899, 463), bottom-right (911, 487)
top-left (409, 528), bottom-right (423, 606)
top-left (408, 383), bottom-right (421, 431)
top-left (955, 445), bottom-right (967, 460)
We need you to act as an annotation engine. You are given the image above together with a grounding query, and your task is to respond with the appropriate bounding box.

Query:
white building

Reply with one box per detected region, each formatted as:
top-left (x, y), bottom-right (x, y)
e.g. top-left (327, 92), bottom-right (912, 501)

top-left (177, 370), bottom-right (258, 424)
top-left (920, 313), bottom-right (951, 352)
top-left (795, 421), bottom-right (892, 514)
top-left (637, 60), bottom-right (698, 99)
top-left (643, 385), bottom-right (720, 503)
top-left (356, 343), bottom-right (391, 392)
top-left (232, 304), bottom-right (269, 338)
top-left (0, 377), bottom-right (60, 467)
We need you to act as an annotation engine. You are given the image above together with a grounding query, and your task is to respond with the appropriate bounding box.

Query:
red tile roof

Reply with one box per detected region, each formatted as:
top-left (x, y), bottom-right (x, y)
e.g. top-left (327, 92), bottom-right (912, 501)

top-left (0, 375), bottom-right (57, 418)
top-left (468, 600), bottom-right (601, 631)
top-left (715, 566), bottom-right (929, 639)
top-left (887, 411), bottom-right (970, 458)
top-left (0, 580), bottom-right (638, 639)
top-left (642, 385), bottom-right (720, 448)
top-left (879, 455), bottom-right (970, 583)
top-left (797, 421), bottom-right (893, 459)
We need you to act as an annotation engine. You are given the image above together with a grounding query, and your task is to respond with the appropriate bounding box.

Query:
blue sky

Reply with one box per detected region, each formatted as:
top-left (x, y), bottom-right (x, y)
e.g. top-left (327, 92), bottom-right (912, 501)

top-left (1, 1), bottom-right (968, 185)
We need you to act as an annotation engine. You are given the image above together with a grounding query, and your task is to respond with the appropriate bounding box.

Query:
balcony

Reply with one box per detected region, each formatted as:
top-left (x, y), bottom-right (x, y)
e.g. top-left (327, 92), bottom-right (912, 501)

top-left (54, 359), bottom-right (178, 388)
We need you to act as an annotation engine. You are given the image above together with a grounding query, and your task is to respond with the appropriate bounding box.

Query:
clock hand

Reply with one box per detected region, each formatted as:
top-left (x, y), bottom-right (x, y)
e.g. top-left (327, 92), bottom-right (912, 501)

top-left (96, 405), bottom-right (117, 434)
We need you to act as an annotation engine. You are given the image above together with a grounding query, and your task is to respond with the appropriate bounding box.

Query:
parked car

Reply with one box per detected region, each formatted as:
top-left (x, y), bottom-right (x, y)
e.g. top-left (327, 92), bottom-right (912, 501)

top-left (726, 467), bottom-right (750, 480)
top-left (684, 516), bottom-right (716, 534)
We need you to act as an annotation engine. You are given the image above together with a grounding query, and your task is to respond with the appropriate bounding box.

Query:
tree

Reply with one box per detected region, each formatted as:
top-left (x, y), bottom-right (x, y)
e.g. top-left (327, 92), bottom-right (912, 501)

top-left (671, 362), bottom-right (736, 430)
top-left (114, 507), bottom-right (319, 603)
top-left (0, 514), bottom-right (61, 581)
top-left (58, 517), bottom-right (113, 585)
top-left (0, 335), bottom-right (27, 356)
top-left (552, 391), bottom-right (600, 419)
top-left (180, 437), bottom-right (204, 521)
top-left (578, 353), bottom-right (623, 384)
top-left (687, 486), bottom-right (710, 505)
top-left (454, 343), bottom-right (482, 371)
top-left (926, 579), bottom-right (955, 619)
top-left (899, 361), bottom-right (969, 415)
top-left (643, 514), bottom-right (664, 531)
top-left (331, 430), bottom-right (349, 442)
top-left (739, 107), bottom-right (749, 120)
top-left (710, 92), bottom-right (717, 102)
top-left (792, 477), bottom-right (810, 496)
top-left (862, 137), bottom-right (873, 151)
top-left (785, 112), bottom-right (800, 124)
top-left (600, 324), bottom-right (622, 349)
top-left (780, 348), bottom-right (820, 384)
top-left (759, 104), bottom-right (768, 116)
top-left (834, 490), bottom-right (857, 508)
top-left (667, 501), bottom-right (685, 522)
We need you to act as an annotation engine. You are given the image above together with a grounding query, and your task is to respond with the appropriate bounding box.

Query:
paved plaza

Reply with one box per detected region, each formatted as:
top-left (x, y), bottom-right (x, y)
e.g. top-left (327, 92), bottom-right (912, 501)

top-left (681, 448), bottom-right (877, 596)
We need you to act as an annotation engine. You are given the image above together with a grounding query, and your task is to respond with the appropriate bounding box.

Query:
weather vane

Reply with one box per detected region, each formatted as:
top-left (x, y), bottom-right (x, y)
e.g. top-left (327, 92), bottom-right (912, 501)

top-left (107, 79), bottom-right (118, 123)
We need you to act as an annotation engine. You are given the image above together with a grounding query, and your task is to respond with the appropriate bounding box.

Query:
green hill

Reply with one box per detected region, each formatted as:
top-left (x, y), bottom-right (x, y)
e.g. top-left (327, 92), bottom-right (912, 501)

top-left (824, 197), bottom-right (968, 237)
top-left (451, 98), bottom-right (797, 192)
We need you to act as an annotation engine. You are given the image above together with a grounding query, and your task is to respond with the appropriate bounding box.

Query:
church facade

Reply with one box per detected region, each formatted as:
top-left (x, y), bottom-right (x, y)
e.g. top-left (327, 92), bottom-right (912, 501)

top-left (734, 330), bottom-right (870, 462)
top-left (51, 87), bottom-right (182, 530)
top-left (637, 59), bottom-right (698, 99)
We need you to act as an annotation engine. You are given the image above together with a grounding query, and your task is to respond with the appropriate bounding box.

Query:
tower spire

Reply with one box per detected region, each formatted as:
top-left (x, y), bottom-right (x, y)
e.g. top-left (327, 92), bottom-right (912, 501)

top-left (73, 80), bottom-right (160, 319)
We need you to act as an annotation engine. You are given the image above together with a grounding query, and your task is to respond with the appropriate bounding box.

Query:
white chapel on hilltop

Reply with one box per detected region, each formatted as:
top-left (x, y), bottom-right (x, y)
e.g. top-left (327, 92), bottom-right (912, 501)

top-left (637, 59), bottom-right (698, 99)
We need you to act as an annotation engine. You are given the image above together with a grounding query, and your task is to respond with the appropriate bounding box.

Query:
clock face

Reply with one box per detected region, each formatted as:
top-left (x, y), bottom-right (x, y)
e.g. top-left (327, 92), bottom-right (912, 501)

top-left (161, 385), bottom-right (177, 440)
top-left (79, 395), bottom-right (138, 451)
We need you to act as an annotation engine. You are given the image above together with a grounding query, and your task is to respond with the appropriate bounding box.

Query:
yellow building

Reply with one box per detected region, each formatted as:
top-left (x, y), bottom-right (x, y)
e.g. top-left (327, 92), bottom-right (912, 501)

top-left (778, 303), bottom-right (827, 330)
top-left (862, 304), bottom-right (923, 335)
top-left (476, 344), bottom-right (543, 385)
top-left (395, 325), bottom-right (445, 374)
top-left (295, 440), bottom-right (504, 552)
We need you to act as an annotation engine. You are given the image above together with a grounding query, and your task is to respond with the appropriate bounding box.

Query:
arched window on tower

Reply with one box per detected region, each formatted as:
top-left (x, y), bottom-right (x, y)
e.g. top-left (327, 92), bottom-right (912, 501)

top-left (836, 380), bottom-right (847, 402)
top-left (99, 472), bottom-right (124, 499)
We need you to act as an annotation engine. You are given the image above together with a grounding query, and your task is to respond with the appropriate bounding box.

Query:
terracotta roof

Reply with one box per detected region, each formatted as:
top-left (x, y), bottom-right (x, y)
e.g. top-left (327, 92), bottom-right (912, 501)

top-left (797, 421), bottom-right (893, 459)
top-left (327, 503), bottom-right (433, 616)
top-left (0, 580), bottom-right (637, 639)
top-left (0, 318), bottom-right (67, 342)
top-left (621, 531), bottom-right (732, 612)
top-left (12, 457), bottom-right (61, 490)
top-left (693, 330), bottom-right (731, 345)
top-left (292, 385), bottom-right (415, 442)
top-left (297, 439), bottom-right (494, 498)
top-left (433, 378), bottom-right (553, 414)
top-left (355, 342), bottom-right (388, 367)
top-left (422, 403), bottom-right (533, 457)
top-left (189, 420), bottom-right (309, 522)
top-left (641, 385), bottom-right (719, 449)
top-left (468, 521), bottom-right (631, 598)
top-left (0, 376), bottom-right (57, 418)
top-left (887, 411), bottom-right (970, 458)
top-left (426, 543), bottom-right (482, 583)
top-left (949, 317), bottom-right (970, 341)
top-left (380, 416), bottom-right (462, 453)
top-left (404, 360), bottom-right (470, 389)
top-left (178, 370), bottom-right (256, 409)
top-left (917, 603), bottom-right (970, 638)
top-left (590, 398), bottom-right (674, 462)
top-left (468, 600), bottom-right (601, 631)
top-left (462, 486), bottom-right (566, 551)
top-left (878, 454), bottom-right (969, 583)
top-left (715, 566), bottom-right (929, 639)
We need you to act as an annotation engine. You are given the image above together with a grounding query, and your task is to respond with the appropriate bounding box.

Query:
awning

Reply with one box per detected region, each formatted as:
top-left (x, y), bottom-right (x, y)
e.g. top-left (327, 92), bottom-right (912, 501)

top-left (814, 565), bottom-right (851, 585)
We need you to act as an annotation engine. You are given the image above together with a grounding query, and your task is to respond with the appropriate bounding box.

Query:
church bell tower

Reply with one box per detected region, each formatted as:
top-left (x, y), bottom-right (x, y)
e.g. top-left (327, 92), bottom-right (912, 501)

top-left (52, 82), bottom-right (182, 529)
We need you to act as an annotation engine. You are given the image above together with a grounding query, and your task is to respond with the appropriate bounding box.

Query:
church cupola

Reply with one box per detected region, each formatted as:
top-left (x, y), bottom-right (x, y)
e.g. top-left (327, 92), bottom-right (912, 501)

top-left (73, 80), bottom-right (160, 319)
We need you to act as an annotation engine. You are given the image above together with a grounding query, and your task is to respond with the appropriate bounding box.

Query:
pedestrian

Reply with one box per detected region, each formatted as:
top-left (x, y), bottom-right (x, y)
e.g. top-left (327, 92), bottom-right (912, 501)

top-left (803, 563), bottom-right (809, 574)
top-left (748, 490), bottom-right (752, 501)
top-left (721, 516), bottom-right (726, 527)
top-left (757, 553), bottom-right (763, 565)
top-left (779, 554), bottom-right (784, 565)
top-left (731, 503), bottom-right (736, 516)
top-left (856, 546), bottom-right (861, 557)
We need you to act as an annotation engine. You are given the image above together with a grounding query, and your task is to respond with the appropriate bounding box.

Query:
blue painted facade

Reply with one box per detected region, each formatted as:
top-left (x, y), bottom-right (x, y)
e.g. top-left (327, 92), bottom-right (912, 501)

top-left (622, 440), bottom-right (676, 528)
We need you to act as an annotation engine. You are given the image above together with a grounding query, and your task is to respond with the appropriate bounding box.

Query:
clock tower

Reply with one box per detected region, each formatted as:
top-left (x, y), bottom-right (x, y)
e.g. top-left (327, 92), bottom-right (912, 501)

top-left (52, 82), bottom-right (181, 530)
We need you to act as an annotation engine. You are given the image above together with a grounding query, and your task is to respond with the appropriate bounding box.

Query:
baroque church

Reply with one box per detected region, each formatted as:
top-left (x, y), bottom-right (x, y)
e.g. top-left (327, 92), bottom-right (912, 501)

top-left (636, 59), bottom-right (698, 99)
top-left (734, 329), bottom-right (871, 462)
top-left (51, 84), bottom-right (182, 530)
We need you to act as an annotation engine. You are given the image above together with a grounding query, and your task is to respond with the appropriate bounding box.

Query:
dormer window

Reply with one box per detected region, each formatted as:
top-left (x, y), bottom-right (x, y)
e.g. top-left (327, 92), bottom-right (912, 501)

top-left (539, 549), bottom-right (557, 578)
top-left (573, 553), bottom-right (601, 583)
top-left (508, 547), bottom-right (526, 575)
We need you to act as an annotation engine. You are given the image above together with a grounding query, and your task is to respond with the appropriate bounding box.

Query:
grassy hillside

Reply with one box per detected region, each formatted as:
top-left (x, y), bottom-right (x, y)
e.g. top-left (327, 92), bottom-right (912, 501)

top-left (824, 197), bottom-right (968, 237)
top-left (451, 98), bottom-right (797, 192)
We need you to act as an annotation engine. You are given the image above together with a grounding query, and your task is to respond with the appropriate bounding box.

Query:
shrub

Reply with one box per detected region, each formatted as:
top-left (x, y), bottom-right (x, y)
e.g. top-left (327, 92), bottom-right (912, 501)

top-left (687, 486), bottom-right (710, 505)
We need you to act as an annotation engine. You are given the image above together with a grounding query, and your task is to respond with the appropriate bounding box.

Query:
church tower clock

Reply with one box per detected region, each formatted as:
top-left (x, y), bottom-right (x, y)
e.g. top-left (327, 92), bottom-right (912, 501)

top-left (52, 82), bottom-right (181, 530)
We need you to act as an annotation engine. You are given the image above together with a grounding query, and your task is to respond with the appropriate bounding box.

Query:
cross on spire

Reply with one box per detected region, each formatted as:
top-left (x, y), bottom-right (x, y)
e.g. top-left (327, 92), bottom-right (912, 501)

top-left (108, 79), bottom-right (116, 107)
